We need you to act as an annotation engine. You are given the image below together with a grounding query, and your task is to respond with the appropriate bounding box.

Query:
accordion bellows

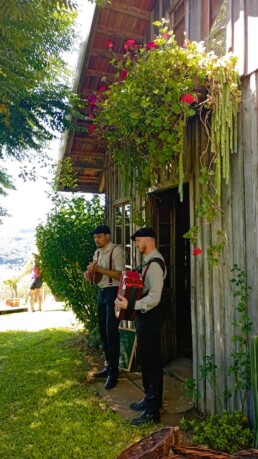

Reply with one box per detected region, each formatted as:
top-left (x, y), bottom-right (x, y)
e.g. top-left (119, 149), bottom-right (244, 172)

top-left (115, 271), bottom-right (143, 321)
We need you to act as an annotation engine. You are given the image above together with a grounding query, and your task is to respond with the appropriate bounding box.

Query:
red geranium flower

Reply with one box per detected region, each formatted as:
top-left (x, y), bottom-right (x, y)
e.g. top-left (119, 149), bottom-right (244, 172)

top-left (88, 95), bottom-right (97, 104)
top-left (119, 69), bottom-right (128, 80)
top-left (89, 124), bottom-right (95, 134)
top-left (146, 41), bottom-right (158, 51)
top-left (192, 248), bottom-right (202, 256)
top-left (180, 93), bottom-right (195, 104)
top-left (88, 94), bottom-right (97, 111)
top-left (105, 40), bottom-right (114, 49)
top-left (124, 39), bottom-right (136, 51)
top-left (98, 85), bottom-right (107, 92)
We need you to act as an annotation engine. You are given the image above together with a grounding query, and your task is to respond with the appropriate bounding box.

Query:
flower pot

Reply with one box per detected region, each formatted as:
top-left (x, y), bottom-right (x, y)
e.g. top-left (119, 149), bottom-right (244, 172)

top-left (6, 298), bottom-right (20, 307)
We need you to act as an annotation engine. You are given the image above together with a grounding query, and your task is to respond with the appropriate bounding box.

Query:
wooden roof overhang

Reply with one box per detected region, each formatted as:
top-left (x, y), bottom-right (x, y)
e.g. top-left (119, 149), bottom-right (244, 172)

top-left (59, 0), bottom-right (156, 193)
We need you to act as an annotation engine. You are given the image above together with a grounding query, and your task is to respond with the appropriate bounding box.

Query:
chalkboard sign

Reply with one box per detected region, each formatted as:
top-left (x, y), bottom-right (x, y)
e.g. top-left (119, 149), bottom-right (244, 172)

top-left (119, 328), bottom-right (137, 372)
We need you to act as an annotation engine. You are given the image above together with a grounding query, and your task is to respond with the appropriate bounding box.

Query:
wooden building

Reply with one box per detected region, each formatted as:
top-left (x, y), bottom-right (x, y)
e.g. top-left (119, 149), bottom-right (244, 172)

top-left (59, 0), bottom-right (258, 415)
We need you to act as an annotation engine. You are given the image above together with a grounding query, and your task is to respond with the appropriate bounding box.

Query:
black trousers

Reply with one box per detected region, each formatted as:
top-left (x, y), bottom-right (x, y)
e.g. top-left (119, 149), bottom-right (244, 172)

top-left (135, 306), bottom-right (163, 414)
top-left (97, 286), bottom-right (120, 377)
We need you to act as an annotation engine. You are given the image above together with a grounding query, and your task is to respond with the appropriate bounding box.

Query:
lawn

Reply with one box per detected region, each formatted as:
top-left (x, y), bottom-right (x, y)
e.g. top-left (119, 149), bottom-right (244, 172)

top-left (0, 329), bottom-right (154, 459)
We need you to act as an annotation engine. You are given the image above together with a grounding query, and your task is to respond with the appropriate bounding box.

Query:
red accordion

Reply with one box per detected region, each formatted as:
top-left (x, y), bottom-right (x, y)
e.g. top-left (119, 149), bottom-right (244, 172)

top-left (115, 271), bottom-right (143, 321)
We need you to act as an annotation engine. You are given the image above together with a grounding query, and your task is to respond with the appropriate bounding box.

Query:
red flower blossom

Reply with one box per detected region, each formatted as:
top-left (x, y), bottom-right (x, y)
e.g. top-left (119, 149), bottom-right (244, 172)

top-left (98, 85), bottom-right (107, 92)
top-left (124, 39), bottom-right (136, 51)
top-left (192, 248), bottom-right (202, 256)
top-left (88, 95), bottom-right (98, 111)
top-left (88, 95), bottom-right (97, 104)
top-left (180, 93), bottom-right (195, 104)
top-left (105, 40), bottom-right (114, 49)
top-left (162, 33), bottom-right (169, 38)
top-left (89, 124), bottom-right (95, 134)
top-left (119, 69), bottom-right (128, 80)
top-left (146, 41), bottom-right (158, 51)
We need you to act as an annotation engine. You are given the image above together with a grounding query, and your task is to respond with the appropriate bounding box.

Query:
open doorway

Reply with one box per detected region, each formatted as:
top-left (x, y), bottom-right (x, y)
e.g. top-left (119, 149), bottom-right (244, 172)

top-left (151, 184), bottom-right (192, 364)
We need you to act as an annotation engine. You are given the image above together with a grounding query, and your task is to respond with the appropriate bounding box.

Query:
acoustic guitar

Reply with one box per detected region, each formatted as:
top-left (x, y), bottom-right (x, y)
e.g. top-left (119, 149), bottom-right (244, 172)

top-left (85, 263), bottom-right (103, 285)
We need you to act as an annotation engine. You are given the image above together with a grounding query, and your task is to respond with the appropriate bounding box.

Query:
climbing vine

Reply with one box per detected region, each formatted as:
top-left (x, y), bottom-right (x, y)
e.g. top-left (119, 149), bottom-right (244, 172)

top-left (88, 19), bottom-right (241, 265)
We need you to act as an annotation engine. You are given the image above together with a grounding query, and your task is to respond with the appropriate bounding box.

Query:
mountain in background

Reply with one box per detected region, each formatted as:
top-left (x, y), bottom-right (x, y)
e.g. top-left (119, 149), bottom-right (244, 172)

top-left (0, 225), bottom-right (35, 279)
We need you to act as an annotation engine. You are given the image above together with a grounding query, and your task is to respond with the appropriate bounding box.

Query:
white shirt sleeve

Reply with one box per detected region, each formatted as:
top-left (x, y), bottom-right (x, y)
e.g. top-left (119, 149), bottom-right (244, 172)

top-left (134, 261), bottom-right (164, 313)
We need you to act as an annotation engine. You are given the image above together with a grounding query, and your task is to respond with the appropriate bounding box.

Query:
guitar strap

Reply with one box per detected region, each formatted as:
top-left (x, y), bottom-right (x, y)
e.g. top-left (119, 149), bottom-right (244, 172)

top-left (93, 246), bottom-right (116, 286)
top-left (108, 246), bottom-right (116, 286)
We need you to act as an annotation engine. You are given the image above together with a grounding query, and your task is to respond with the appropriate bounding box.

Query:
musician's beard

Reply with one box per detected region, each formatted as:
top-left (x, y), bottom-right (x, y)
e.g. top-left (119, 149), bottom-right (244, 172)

top-left (137, 243), bottom-right (147, 254)
top-left (96, 241), bottom-right (109, 249)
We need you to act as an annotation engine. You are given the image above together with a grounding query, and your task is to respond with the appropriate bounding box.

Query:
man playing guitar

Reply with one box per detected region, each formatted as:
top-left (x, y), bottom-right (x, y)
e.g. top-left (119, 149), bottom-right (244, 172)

top-left (84, 225), bottom-right (125, 390)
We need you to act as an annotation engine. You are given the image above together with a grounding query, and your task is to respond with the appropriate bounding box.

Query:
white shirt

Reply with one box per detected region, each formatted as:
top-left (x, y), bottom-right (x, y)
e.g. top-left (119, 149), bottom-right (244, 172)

top-left (134, 249), bottom-right (166, 313)
top-left (93, 242), bottom-right (125, 288)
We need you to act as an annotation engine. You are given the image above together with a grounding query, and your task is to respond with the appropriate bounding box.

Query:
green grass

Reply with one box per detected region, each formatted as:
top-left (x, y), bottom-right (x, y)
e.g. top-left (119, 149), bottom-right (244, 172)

top-left (0, 329), bottom-right (155, 459)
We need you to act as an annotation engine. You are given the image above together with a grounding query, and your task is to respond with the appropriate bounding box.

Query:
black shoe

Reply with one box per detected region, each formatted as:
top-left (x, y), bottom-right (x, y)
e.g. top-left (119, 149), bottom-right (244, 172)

top-left (131, 411), bottom-right (160, 425)
top-left (93, 368), bottom-right (108, 378)
top-left (129, 399), bottom-right (146, 411)
top-left (104, 375), bottom-right (118, 390)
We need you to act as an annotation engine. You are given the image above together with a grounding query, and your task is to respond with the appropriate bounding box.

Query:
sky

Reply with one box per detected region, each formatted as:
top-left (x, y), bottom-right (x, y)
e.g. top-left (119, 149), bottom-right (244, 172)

top-left (0, 1), bottom-right (95, 235)
top-left (0, 155), bottom-right (55, 232)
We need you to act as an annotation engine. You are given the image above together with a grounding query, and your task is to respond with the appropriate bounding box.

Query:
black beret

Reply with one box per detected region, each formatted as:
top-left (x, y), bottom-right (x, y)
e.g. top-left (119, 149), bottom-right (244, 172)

top-left (131, 227), bottom-right (156, 241)
top-left (90, 225), bottom-right (111, 235)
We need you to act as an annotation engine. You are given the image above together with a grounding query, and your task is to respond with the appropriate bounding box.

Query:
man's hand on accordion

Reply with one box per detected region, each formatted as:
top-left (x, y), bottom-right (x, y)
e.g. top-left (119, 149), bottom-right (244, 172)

top-left (114, 296), bottom-right (128, 310)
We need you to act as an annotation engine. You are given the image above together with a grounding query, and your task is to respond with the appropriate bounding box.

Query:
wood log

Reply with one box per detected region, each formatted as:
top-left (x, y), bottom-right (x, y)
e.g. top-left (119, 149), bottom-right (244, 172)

top-left (172, 445), bottom-right (230, 458)
top-left (231, 449), bottom-right (258, 458)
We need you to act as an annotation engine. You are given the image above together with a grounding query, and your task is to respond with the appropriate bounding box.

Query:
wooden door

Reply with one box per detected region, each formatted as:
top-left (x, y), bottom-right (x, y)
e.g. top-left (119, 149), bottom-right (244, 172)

top-left (151, 184), bottom-right (191, 363)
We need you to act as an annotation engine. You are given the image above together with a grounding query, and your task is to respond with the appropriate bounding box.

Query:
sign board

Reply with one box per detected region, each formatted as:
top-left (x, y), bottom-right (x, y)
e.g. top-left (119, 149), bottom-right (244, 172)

top-left (119, 328), bottom-right (137, 372)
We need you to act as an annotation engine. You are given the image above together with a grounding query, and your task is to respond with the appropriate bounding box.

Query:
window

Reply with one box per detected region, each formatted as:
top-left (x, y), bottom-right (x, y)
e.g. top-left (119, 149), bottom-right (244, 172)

top-left (114, 204), bottom-right (131, 269)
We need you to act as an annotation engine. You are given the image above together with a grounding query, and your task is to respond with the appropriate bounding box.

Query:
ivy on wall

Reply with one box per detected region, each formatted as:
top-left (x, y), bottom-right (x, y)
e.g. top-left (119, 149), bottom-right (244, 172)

top-left (88, 19), bottom-right (241, 266)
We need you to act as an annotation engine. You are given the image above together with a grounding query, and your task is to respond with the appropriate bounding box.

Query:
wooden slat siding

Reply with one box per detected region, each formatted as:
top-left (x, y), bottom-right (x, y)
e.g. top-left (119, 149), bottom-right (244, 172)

top-left (189, 0), bottom-right (202, 42)
top-left (246, 2), bottom-right (258, 75)
top-left (251, 72), bottom-right (258, 329)
top-left (199, 120), bottom-right (217, 413)
top-left (225, 85), bottom-right (246, 410)
top-left (242, 72), bottom-right (258, 330)
top-left (189, 175), bottom-right (198, 391)
top-left (218, 182), bottom-right (233, 411)
top-left (227, 0), bottom-right (258, 76)
top-left (220, 176), bottom-right (233, 411)
top-left (227, 0), bottom-right (245, 76)
top-left (189, 117), bottom-right (205, 413)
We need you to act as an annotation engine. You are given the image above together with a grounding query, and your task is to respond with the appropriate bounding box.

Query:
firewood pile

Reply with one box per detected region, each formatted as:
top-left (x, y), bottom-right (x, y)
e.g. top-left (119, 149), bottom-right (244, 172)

top-left (116, 427), bottom-right (258, 459)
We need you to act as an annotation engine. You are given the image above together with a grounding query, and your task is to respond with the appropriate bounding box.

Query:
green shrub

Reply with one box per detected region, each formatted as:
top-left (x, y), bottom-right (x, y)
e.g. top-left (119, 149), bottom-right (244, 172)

top-left (36, 194), bottom-right (104, 344)
top-left (180, 411), bottom-right (253, 454)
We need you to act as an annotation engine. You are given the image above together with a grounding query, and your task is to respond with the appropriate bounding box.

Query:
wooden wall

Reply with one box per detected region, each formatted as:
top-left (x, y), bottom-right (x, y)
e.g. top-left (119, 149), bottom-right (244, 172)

top-left (104, 0), bottom-right (258, 415)
top-left (227, 0), bottom-right (258, 76)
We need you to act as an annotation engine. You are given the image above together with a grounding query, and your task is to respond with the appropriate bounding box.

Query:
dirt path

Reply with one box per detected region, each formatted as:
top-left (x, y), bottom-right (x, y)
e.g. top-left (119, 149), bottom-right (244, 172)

top-left (0, 297), bottom-right (82, 332)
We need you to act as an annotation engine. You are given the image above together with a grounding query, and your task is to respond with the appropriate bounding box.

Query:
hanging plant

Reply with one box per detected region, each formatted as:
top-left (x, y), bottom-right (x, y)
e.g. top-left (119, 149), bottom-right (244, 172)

top-left (88, 19), bottom-right (241, 266)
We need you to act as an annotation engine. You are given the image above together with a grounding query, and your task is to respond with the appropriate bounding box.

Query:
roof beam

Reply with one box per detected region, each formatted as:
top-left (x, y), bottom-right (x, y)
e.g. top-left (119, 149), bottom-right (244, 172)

top-left (96, 25), bottom-right (146, 41)
top-left (102, 4), bottom-right (152, 21)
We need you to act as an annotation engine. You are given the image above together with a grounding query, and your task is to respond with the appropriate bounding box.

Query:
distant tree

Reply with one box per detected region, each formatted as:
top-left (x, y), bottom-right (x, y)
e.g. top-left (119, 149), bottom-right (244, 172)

top-left (0, 168), bottom-right (15, 221)
top-left (35, 194), bottom-right (105, 346)
top-left (0, 0), bottom-right (83, 159)
top-left (3, 277), bottom-right (19, 298)
top-left (0, 0), bottom-right (108, 196)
